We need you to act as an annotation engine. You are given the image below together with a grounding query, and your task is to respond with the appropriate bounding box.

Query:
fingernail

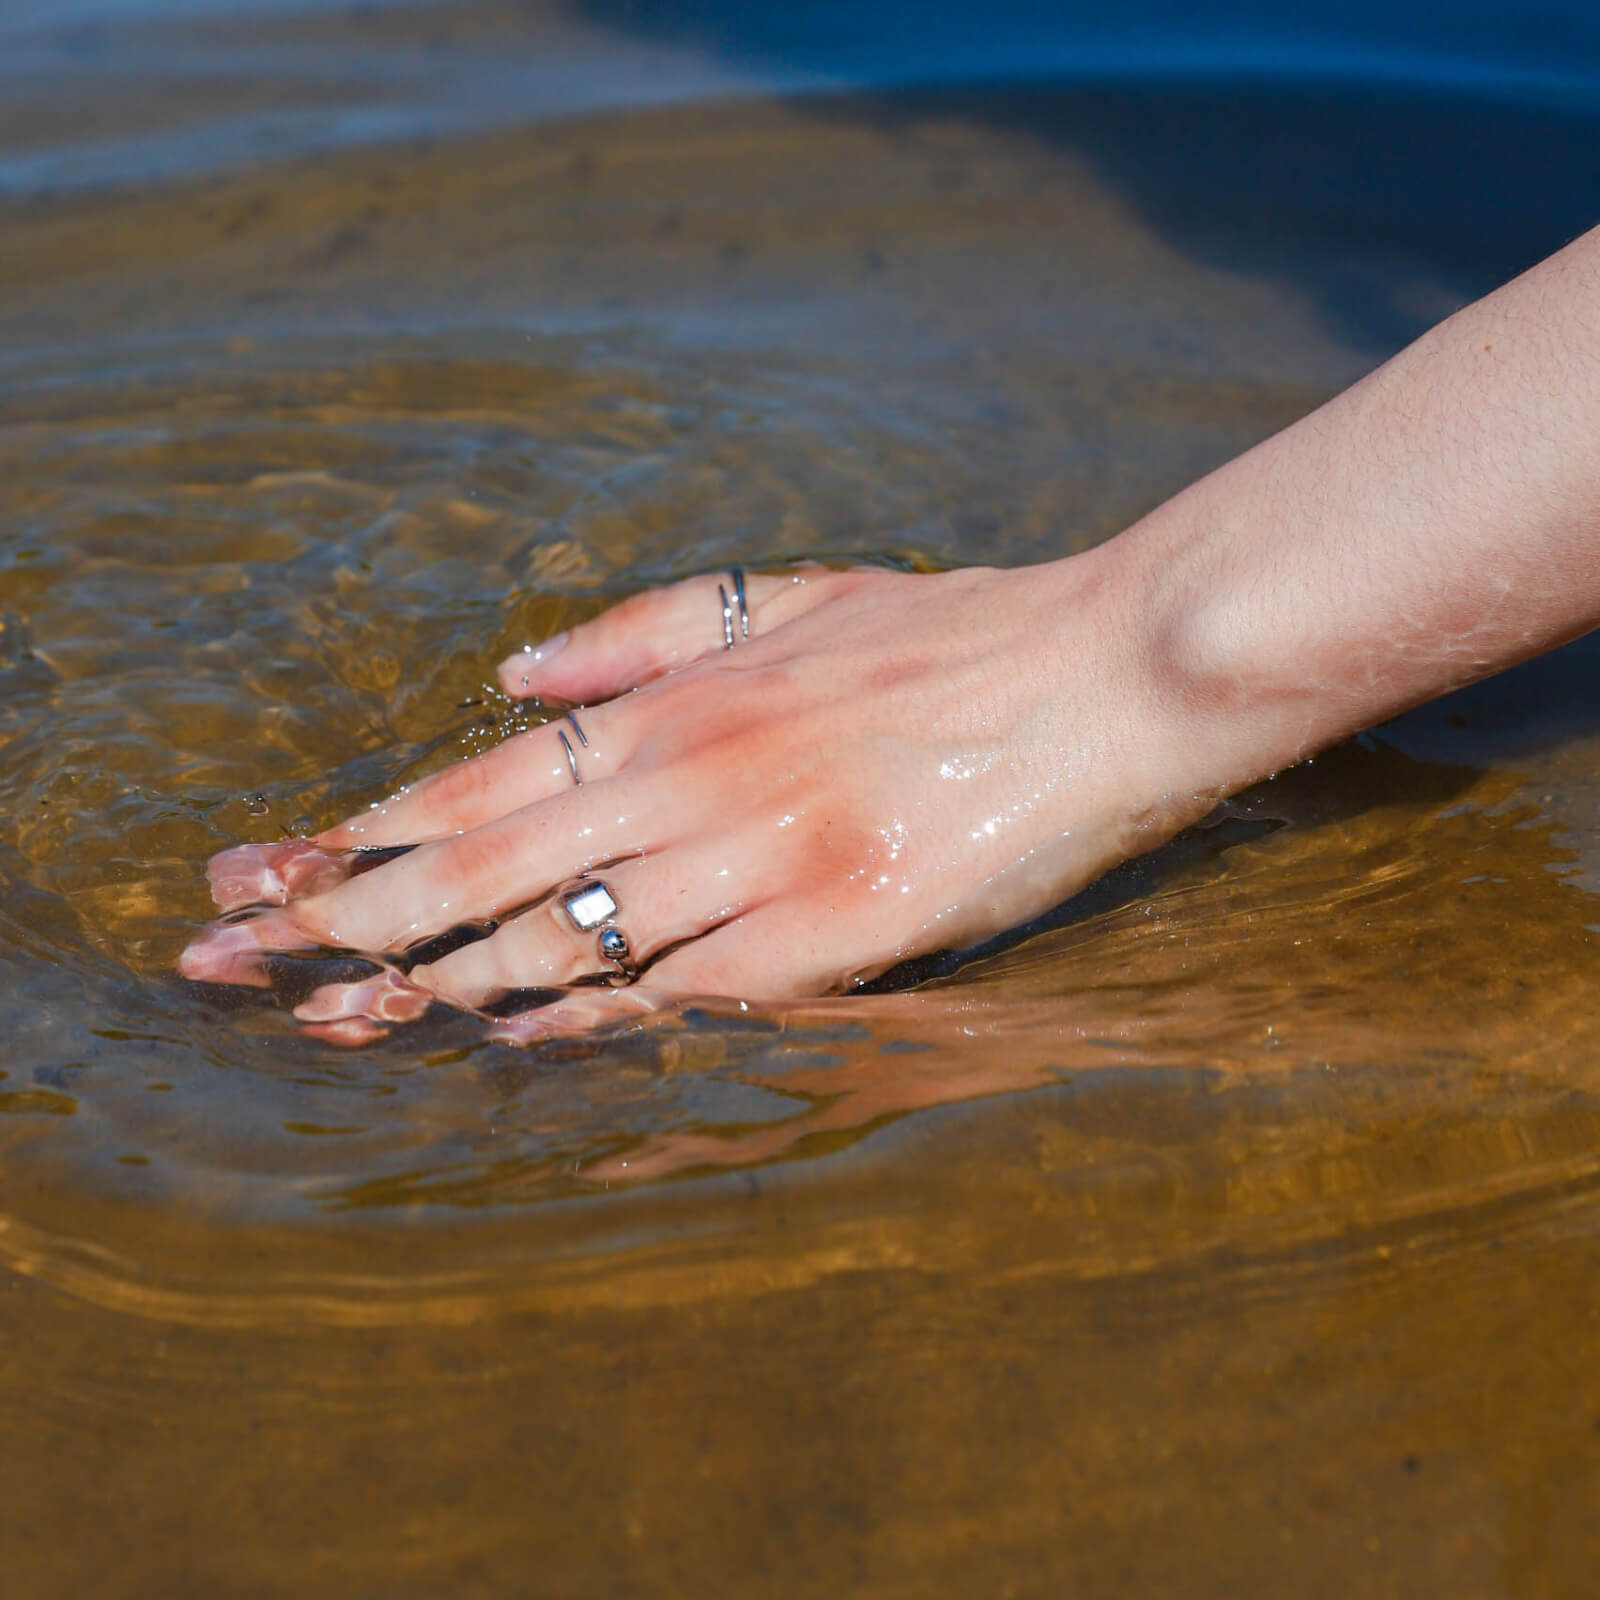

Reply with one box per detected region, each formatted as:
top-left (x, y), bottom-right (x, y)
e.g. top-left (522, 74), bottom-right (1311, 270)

top-left (500, 632), bottom-right (567, 694)
top-left (522, 631), bottom-right (568, 665)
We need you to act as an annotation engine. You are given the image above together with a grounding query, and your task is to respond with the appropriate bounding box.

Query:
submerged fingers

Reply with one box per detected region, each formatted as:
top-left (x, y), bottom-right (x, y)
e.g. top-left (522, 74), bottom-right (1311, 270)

top-left (184, 777), bottom-right (652, 984)
top-left (295, 967), bottom-right (435, 1026)
top-left (292, 845), bottom-right (765, 1027)
top-left (186, 564), bottom-right (895, 1034)
top-left (486, 984), bottom-right (673, 1045)
top-left (188, 735), bottom-right (686, 993)
top-left (207, 839), bottom-right (355, 912)
top-left (295, 779), bottom-right (661, 954)
top-left (179, 907), bottom-right (324, 987)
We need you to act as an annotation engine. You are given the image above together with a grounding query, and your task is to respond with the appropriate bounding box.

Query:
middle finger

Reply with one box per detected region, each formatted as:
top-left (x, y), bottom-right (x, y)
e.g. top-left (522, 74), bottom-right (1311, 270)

top-left (318, 703), bottom-right (631, 852)
top-left (182, 772), bottom-right (664, 983)
top-left (298, 840), bottom-right (768, 1024)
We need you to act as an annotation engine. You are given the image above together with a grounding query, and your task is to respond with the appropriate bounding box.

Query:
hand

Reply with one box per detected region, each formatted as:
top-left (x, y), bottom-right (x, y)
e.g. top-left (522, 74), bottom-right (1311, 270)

top-left (181, 554), bottom-right (1201, 1044)
top-left (180, 224), bottom-right (1600, 1045)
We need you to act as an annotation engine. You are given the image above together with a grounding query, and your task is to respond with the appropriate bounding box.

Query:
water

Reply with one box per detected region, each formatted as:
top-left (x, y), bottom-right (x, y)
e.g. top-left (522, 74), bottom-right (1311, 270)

top-left (3, 2), bottom-right (1600, 1592)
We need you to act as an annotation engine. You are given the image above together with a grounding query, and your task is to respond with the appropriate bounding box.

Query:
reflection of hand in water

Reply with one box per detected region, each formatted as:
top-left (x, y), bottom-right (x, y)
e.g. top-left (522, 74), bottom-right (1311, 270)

top-left (580, 995), bottom-right (1078, 1184)
top-left (181, 224), bottom-right (1600, 1042)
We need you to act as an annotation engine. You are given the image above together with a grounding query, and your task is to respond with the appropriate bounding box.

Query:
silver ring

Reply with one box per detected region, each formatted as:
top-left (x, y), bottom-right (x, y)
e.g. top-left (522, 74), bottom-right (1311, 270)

top-left (719, 566), bottom-right (750, 650)
top-left (558, 878), bottom-right (636, 983)
top-left (556, 710), bottom-right (589, 787)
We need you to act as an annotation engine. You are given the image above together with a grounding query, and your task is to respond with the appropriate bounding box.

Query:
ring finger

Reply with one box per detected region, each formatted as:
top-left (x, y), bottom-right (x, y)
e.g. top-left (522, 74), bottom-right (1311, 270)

top-left (290, 847), bottom-right (763, 1028)
top-left (181, 767), bottom-right (662, 985)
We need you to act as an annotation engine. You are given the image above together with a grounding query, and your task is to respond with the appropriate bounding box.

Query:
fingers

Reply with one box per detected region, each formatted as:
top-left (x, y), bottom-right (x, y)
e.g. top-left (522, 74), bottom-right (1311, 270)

top-left (302, 570), bottom-right (846, 859)
top-left (300, 1014), bottom-right (391, 1048)
top-left (294, 967), bottom-right (434, 1027)
top-left (189, 563), bottom-right (898, 1034)
top-left (481, 906), bottom-right (833, 1041)
top-left (485, 984), bottom-right (673, 1045)
top-left (317, 703), bottom-right (631, 850)
top-left (292, 845), bottom-right (766, 1024)
top-left (315, 571), bottom-right (835, 851)
top-left (634, 906), bottom-right (848, 1002)
top-left (178, 908), bottom-right (321, 987)
top-left (207, 839), bottom-right (354, 911)
top-left (495, 568), bottom-right (834, 703)
top-left (294, 778), bottom-right (658, 956)
top-left (284, 886), bottom-right (879, 1043)
top-left (184, 775), bottom-right (656, 985)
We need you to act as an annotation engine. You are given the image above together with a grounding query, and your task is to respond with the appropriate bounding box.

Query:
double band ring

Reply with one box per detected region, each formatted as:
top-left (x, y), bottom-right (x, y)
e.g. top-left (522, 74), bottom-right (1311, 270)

top-left (557, 710), bottom-right (589, 788)
top-left (719, 567), bottom-right (749, 650)
top-left (558, 877), bottom-right (636, 983)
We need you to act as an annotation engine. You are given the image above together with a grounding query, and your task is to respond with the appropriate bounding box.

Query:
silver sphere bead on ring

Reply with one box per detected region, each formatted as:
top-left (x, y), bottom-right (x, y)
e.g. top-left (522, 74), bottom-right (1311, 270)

top-left (559, 878), bottom-right (636, 983)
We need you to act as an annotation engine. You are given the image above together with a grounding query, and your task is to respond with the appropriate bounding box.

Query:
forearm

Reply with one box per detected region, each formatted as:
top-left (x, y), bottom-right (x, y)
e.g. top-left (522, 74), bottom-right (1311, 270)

top-left (1104, 222), bottom-right (1600, 796)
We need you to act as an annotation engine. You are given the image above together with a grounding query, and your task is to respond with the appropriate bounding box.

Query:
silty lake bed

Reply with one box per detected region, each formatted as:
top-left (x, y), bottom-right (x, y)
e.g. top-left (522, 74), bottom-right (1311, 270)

top-left (2, 1), bottom-right (1600, 1592)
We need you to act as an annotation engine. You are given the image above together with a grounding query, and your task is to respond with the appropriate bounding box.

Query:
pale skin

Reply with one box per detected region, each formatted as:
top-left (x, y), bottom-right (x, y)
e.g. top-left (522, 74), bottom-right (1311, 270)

top-left (182, 223), bottom-right (1600, 1045)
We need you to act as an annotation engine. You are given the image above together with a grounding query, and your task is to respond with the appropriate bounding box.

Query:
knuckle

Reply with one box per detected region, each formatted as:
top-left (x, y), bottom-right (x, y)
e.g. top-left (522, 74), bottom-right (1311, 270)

top-left (436, 825), bottom-right (523, 901)
top-left (421, 749), bottom-right (495, 814)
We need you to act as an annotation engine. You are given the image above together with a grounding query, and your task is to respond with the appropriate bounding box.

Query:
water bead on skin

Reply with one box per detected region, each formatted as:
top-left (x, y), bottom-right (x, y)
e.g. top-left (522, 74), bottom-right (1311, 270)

top-left (517, 630), bottom-right (568, 689)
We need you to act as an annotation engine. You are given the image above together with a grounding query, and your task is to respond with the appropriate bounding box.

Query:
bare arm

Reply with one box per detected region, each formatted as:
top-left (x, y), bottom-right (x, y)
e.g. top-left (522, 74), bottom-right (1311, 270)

top-left (1125, 222), bottom-right (1600, 796)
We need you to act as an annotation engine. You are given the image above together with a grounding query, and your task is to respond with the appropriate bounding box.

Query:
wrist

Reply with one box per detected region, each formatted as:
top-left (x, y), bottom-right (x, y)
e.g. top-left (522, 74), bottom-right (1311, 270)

top-left (1013, 536), bottom-right (1233, 867)
top-left (1049, 470), bottom-right (1352, 826)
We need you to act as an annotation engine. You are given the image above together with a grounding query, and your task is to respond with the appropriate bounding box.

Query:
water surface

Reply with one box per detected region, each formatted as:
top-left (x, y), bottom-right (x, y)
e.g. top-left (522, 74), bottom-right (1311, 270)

top-left (3, 3), bottom-right (1600, 1593)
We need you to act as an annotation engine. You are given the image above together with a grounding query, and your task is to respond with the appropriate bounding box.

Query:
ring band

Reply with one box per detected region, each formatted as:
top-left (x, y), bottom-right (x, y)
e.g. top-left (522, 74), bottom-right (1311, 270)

top-left (557, 710), bottom-right (589, 788)
top-left (719, 566), bottom-right (750, 650)
top-left (558, 878), bottom-right (636, 983)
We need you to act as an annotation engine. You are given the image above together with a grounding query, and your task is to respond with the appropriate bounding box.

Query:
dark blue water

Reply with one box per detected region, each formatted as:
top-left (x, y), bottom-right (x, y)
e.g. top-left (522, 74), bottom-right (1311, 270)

top-left (5, 7), bottom-right (1600, 1595)
top-left (6, 0), bottom-right (1599, 194)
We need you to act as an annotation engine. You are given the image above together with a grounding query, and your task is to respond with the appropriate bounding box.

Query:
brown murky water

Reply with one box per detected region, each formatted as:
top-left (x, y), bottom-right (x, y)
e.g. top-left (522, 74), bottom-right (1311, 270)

top-left (3, 5), bottom-right (1600, 1592)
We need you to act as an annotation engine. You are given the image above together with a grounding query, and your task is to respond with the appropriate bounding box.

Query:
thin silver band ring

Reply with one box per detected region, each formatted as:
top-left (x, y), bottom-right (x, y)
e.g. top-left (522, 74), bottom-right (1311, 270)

top-left (719, 566), bottom-right (750, 650)
top-left (557, 710), bottom-right (590, 787)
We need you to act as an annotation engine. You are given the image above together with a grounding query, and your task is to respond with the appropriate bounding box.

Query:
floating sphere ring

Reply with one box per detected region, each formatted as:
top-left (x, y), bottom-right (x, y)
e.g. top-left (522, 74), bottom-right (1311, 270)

top-left (558, 878), bottom-right (637, 983)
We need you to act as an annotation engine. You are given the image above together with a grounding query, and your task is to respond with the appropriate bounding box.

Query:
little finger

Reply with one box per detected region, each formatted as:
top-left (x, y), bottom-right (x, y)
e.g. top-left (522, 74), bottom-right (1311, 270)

top-left (406, 846), bottom-right (763, 1007)
top-left (179, 908), bottom-right (322, 987)
top-left (486, 984), bottom-right (673, 1045)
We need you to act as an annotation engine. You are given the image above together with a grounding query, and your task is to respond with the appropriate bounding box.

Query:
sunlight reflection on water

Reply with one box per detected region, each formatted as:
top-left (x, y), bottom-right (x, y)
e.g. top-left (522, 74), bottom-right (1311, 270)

top-left (3, 9), bottom-right (1600, 1592)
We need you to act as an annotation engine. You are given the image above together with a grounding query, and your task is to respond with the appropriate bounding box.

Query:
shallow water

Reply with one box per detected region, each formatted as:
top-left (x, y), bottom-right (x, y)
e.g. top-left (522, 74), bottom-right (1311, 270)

top-left (4, 2), bottom-right (1600, 1593)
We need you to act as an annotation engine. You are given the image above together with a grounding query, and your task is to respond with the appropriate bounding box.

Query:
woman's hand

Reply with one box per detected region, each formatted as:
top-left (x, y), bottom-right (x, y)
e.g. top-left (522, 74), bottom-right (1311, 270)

top-left (181, 222), bottom-right (1600, 1044)
top-left (181, 553), bottom-right (1205, 1044)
